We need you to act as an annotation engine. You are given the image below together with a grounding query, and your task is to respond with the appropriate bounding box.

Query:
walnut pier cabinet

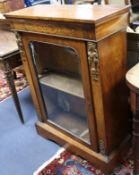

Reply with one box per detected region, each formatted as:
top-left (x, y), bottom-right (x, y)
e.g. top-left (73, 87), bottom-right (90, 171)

top-left (5, 5), bottom-right (130, 173)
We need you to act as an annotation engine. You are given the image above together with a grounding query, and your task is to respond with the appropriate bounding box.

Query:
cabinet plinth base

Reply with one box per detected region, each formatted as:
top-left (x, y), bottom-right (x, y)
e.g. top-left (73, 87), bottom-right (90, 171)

top-left (36, 121), bottom-right (131, 174)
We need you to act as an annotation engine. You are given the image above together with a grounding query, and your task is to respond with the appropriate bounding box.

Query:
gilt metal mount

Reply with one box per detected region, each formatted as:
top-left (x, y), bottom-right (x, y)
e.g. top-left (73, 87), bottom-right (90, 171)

top-left (15, 32), bottom-right (25, 60)
top-left (99, 139), bottom-right (106, 155)
top-left (87, 42), bottom-right (99, 81)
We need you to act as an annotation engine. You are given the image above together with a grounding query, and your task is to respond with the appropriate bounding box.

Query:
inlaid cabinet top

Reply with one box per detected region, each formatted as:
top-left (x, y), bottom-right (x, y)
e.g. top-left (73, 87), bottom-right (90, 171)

top-left (5, 5), bottom-right (129, 24)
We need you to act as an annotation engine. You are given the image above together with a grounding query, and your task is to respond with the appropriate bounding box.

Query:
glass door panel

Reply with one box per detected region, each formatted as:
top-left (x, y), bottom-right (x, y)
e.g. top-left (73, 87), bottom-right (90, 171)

top-left (29, 41), bottom-right (90, 144)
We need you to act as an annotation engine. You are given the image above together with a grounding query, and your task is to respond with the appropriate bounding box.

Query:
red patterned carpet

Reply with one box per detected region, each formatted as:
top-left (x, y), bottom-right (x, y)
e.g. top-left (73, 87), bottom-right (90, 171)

top-left (0, 69), bottom-right (133, 175)
top-left (34, 150), bottom-right (133, 175)
top-left (0, 69), bottom-right (28, 102)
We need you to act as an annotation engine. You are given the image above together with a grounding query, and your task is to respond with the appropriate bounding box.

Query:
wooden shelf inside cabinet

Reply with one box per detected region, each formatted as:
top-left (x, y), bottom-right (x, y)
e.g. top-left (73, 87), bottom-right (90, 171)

top-left (48, 111), bottom-right (90, 143)
top-left (40, 73), bottom-right (84, 98)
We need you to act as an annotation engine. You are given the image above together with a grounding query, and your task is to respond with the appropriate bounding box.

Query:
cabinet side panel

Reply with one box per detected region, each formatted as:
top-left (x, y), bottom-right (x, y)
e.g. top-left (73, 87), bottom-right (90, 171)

top-left (98, 31), bottom-right (129, 153)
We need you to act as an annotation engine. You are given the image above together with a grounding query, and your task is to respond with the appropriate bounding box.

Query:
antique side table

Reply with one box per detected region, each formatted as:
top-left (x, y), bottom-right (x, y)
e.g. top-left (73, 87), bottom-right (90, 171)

top-left (0, 29), bottom-right (24, 123)
top-left (5, 5), bottom-right (130, 173)
top-left (126, 63), bottom-right (139, 175)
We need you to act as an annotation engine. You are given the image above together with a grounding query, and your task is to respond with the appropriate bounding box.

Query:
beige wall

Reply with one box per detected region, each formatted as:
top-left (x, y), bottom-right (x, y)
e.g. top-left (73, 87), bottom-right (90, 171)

top-left (101, 0), bottom-right (131, 4)
top-left (108, 0), bottom-right (128, 4)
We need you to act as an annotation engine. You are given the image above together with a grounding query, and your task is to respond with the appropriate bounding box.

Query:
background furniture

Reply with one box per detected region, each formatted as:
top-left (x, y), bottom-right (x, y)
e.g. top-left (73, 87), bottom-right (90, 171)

top-left (73, 0), bottom-right (103, 4)
top-left (73, 0), bottom-right (95, 4)
top-left (5, 5), bottom-right (130, 173)
top-left (0, 0), bottom-right (25, 123)
top-left (24, 0), bottom-right (50, 6)
top-left (32, 0), bottom-right (50, 5)
top-left (126, 1), bottom-right (139, 70)
top-left (127, 33), bottom-right (139, 70)
top-left (0, 29), bottom-right (24, 123)
top-left (0, 0), bottom-right (24, 13)
top-left (126, 63), bottom-right (139, 175)
top-left (104, 0), bottom-right (139, 70)
top-left (131, 0), bottom-right (139, 12)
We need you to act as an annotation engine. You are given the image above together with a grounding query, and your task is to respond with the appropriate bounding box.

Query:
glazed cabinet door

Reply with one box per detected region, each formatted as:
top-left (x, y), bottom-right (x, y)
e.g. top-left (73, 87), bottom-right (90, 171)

top-left (21, 33), bottom-right (98, 151)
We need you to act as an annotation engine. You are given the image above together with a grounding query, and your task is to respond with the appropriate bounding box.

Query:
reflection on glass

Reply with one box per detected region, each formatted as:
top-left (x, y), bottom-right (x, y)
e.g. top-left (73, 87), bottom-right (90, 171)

top-left (29, 41), bottom-right (90, 144)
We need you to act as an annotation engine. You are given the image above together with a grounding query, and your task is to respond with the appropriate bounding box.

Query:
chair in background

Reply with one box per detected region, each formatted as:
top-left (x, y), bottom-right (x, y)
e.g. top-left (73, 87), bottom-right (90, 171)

top-left (126, 64), bottom-right (139, 175)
